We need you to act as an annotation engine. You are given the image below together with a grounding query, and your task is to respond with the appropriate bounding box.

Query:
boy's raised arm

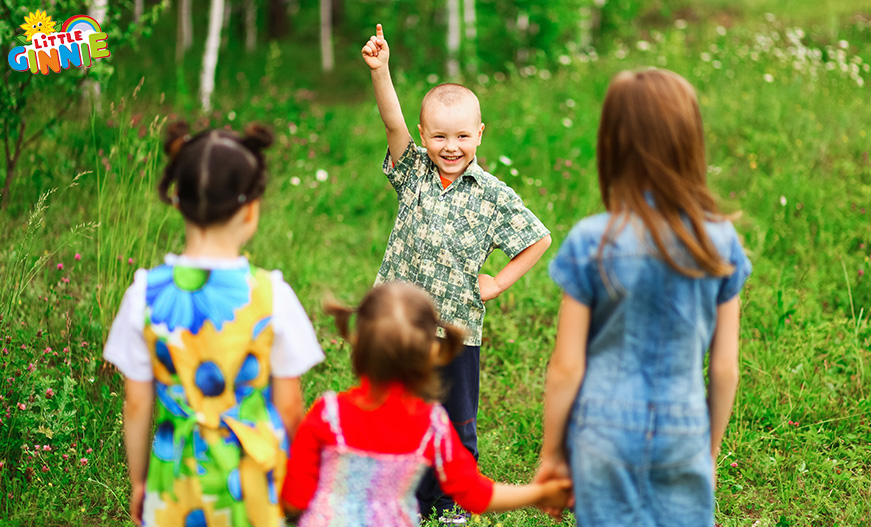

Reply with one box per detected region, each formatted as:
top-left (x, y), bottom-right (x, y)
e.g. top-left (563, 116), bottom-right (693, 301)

top-left (362, 24), bottom-right (411, 163)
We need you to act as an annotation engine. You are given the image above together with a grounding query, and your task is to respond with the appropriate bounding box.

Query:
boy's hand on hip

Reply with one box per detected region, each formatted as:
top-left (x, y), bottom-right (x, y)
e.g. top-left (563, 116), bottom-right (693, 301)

top-left (362, 23), bottom-right (390, 70)
top-left (478, 274), bottom-right (503, 302)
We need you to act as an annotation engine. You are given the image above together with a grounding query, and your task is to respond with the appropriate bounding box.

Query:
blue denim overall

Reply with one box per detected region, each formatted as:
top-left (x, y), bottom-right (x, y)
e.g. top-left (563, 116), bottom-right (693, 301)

top-left (550, 211), bottom-right (751, 527)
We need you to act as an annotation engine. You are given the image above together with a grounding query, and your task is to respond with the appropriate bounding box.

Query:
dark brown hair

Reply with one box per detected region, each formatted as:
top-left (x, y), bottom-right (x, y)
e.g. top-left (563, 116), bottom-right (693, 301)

top-left (158, 121), bottom-right (274, 226)
top-left (597, 68), bottom-right (733, 278)
top-left (325, 283), bottom-right (465, 401)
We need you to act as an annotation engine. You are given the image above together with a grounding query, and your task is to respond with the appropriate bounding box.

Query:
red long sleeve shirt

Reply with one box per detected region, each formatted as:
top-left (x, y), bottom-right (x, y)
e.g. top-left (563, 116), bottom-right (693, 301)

top-left (281, 379), bottom-right (494, 514)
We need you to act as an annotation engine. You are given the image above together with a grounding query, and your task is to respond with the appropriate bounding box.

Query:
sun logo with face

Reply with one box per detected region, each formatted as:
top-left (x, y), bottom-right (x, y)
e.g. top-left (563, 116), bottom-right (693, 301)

top-left (20, 11), bottom-right (57, 41)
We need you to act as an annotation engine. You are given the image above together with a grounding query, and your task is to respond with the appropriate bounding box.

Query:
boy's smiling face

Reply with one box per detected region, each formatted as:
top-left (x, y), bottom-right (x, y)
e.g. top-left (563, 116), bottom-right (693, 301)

top-left (418, 98), bottom-right (485, 181)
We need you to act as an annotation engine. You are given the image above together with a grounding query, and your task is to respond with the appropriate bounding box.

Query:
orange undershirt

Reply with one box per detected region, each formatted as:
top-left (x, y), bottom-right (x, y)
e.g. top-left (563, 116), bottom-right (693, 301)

top-left (440, 175), bottom-right (452, 189)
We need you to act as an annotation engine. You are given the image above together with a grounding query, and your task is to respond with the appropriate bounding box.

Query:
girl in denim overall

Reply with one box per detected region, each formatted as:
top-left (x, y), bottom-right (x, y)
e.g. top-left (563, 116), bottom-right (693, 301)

top-left (537, 69), bottom-right (752, 526)
top-left (281, 283), bottom-right (571, 526)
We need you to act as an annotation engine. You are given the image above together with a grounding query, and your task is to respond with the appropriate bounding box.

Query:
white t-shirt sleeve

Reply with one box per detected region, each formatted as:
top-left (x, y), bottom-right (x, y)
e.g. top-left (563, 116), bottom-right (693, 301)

top-left (102, 269), bottom-right (153, 381)
top-left (271, 271), bottom-right (325, 378)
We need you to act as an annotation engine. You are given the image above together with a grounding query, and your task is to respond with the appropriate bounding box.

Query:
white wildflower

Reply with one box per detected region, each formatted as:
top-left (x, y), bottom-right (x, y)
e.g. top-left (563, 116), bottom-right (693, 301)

top-left (636, 40), bottom-right (651, 52)
top-left (315, 169), bottom-right (328, 182)
top-left (499, 155), bottom-right (513, 166)
top-left (780, 195), bottom-right (787, 207)
top-left (562, 118), bottom-right (573, 128)
top-left (674, 19), bottom-right (688, 29)
top-left (763, 73), bottom-right (774, 83)
top-left (566, 98), bottom-right (576, 108)
top-left (716, 26), bottom-right (727, 36)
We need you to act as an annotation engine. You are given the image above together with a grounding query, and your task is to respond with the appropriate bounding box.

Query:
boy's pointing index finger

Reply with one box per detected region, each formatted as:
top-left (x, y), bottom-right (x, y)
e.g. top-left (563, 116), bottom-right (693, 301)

top-left (376, 23), bottom-right (384, 40)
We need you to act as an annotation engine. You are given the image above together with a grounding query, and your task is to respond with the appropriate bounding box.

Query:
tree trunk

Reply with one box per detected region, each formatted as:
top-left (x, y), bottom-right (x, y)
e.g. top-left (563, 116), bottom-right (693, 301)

top-left (516, 12), bottom-right (530, 63)
top-left (463, 0), bottom-right (476, 72)
top-left (245, 0), bottom-right (257, 51)
top-left (268, 0), bottom-right (289, 39)
top-left (177, 0), bottom-right (193, 62)
top-left (320, 0), bottom-right (334, 72)
top-left (446, 0), bottom-right (460, 78)
top-left (330, 0), bottom-right (344, 27)
top-left (86, 0), bottom-right (108, 111)
top-left (134, 0), bottom-right (144, 22)
top-left (1, 119), bottom-right (25, 211)
top-left (200, 0), bottom-right (225, 111)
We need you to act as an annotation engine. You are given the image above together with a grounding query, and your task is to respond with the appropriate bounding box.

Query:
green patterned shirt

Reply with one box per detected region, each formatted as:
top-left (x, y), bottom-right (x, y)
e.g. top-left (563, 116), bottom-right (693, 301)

top-left (375, 140), bottom-right (550, 345)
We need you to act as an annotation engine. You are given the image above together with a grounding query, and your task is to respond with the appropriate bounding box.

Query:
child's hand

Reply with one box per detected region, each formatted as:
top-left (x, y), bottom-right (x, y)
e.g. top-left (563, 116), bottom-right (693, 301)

top-left (534, 457), bottom-right (574, 520)
top-left (361, 24), bottom-right (390, 70)
top-left (478, 274), bottom-right (503, 302)
top-left (535, 478), bottom-right (573, 520)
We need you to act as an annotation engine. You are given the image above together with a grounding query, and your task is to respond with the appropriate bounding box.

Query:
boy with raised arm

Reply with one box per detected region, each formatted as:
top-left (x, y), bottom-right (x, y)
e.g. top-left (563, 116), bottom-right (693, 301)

top-left (362, 24), bottom-right (552, 523)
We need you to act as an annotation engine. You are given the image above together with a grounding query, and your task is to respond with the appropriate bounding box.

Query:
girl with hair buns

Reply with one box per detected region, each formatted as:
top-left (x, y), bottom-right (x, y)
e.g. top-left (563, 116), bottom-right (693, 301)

top-left (538, 69), bottom-right (752, 525)
top-left (104, 122), bottom-right (324, 527)
top-left (281, 282), bottom-right (571, 526)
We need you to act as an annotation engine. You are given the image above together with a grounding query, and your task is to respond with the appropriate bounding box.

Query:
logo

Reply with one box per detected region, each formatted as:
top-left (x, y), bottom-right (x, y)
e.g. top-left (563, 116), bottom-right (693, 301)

top-left (7, 11), bottom-right (110, 75)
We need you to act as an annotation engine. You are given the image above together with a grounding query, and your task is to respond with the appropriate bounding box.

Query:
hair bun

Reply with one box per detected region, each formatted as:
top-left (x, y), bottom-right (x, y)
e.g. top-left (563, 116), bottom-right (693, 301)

top-left (164, 121), bottom-right (191, 156)
top-left (242, 123), bottom-right (274, 151)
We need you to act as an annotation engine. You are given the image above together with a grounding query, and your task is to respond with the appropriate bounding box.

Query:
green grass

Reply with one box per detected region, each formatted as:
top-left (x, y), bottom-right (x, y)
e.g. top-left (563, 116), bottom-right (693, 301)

top-left (2, 3), bottom-right (871, 526)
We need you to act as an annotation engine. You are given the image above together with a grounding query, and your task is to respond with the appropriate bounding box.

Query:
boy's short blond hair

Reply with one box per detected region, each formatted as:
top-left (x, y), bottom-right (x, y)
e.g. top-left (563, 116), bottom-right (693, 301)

top-left (419, 83), bottom-right (482, 125)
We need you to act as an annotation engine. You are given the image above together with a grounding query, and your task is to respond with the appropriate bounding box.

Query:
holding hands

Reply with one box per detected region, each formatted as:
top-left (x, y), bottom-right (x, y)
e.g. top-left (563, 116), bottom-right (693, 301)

top-left (534, 456), bottom-right (574, 520)
top-left (362, 24), bottom-right (390, 70)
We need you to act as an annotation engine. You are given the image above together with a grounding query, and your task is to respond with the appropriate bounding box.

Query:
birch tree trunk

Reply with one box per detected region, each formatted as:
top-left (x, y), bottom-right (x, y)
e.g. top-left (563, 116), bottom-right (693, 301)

top-left (463, 0), bottom-right (476, 72)
top-left (516, 12), bottom-right (530, 63)
top-left (134, 0), bottom-right (144, 22)
top-left (446, 0), bottom-right (460, 78)
top-left (177, 0), bottom-right (193, 63)
top-left (200, 0), bottom-right (225, 111)
top-left (86, 0), bottom-right (108, 111)
top-left (320, 0), bottom-right (334, 72)
top-left (245, 0), bottom-right (257, 51)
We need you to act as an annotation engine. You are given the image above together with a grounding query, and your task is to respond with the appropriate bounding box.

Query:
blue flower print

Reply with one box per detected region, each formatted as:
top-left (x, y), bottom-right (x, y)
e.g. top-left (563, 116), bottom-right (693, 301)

top-left (146, 264), bottom-right (251, 334)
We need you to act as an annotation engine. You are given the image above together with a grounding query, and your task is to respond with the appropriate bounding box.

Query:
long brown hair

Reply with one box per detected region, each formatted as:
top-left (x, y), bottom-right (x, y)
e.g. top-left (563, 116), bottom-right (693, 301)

top-left (597, 69), bottom-right (733, 278)
top-left (324, 283), bottom-right (465, 401)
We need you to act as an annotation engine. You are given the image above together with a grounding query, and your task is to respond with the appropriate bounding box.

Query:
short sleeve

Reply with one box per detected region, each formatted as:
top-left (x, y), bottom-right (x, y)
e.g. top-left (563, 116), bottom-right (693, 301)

top-left (492, 185), bottom-right (550, 260)
top-left (549, 226), bottom-right (595, 307)
top-left (717, 226), bottom-right (752, 304)
top-left (381, 139), bottom-right (425, 193)
top-left (103, 269), bottom-right (152, 381)
top-left (271, 271), bottom-right (325, 377)
top-left (282, 398), bottom-right (328, 510)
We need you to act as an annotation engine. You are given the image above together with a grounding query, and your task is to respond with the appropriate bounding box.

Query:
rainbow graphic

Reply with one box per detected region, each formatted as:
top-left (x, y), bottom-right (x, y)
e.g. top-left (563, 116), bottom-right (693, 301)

top-left (60, 15), bottom-right (101, 35)
top-left (8, 13), bottom-right (110, 75)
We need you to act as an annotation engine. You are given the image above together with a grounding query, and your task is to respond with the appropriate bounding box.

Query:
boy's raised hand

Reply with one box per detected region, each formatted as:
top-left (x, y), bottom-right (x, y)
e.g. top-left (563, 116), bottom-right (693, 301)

top-left (362, 24), bottom-right (389, 70)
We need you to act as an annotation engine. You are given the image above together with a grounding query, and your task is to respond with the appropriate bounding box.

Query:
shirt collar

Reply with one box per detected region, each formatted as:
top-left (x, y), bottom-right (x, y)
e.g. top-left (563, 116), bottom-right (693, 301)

top-left (165, 253), bottom-right (249, 270)
top-left (424, 154), bottom-right (485, 185)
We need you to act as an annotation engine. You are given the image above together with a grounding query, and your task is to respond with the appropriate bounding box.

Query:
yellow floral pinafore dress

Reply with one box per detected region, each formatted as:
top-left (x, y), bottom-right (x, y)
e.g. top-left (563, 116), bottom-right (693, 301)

top-left (141, 261), bottom-right (287, 527)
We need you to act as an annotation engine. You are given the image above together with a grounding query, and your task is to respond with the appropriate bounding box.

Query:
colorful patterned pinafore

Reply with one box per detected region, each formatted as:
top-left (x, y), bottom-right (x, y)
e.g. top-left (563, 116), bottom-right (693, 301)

top-left (141, 261), bottom-right (288, 527)
top-left (299, 392), bottom-right (452, 527)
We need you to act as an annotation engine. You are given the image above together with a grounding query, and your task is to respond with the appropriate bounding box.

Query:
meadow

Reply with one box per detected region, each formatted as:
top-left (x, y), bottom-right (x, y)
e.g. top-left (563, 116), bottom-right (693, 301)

top-left (1, 1), bottom-right (871, 526)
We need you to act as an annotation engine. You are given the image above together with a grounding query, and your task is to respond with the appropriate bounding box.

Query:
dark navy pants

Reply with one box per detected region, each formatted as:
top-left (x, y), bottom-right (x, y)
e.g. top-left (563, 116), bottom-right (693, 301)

top-left (416, 344), bottom-right (481, 517)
